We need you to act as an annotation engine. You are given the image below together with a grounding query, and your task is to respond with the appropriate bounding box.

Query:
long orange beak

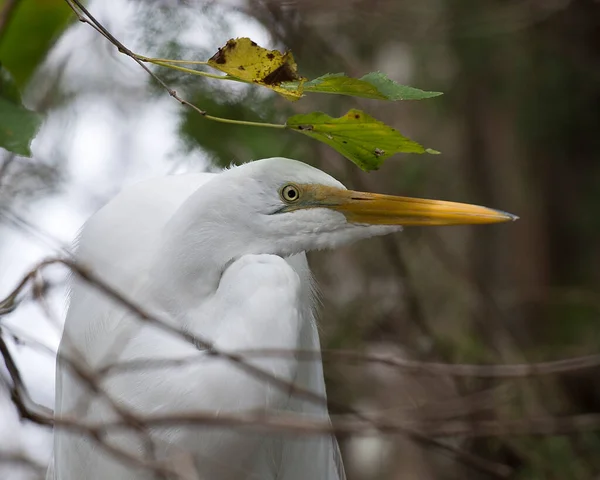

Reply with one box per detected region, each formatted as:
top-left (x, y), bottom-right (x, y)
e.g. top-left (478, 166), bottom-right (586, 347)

top-left (298, 185), bottom-right (518, 226)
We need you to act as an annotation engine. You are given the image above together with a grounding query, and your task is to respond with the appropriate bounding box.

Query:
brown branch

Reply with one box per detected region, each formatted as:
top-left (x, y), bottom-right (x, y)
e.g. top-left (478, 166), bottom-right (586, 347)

top-left (1, 302), bottom-right (171, 477)
top-left (298, 348), bottom-right (600, 378)
top-left (0, 452), bottom-right (46, 474)
top-left (36, 407), bottom-right (600, 443)
top-left (0, 153), bottom-right (17, 188)
top-left (3, 254), bottom-right (513, 477)
top-left (101, 347), bottom-right (600, 379)
top-left (6, 256), bottom-right (330, 412)
top-left (0, 209), bottom-right (73, 255)
top-left (417, 414), bottom-right (600, 439)
top-left (34, 287), bottom-right (162, 468)
top-left (4, 258), bottom-right (600, 382)
top-left (3, 255), bottom-right (599, 475)
top-left (0, 337), bottom-right (177, 478)
top-left (0, 330), bottom-right (46, 426)
top-left (0, 263), bottom-right (37, 315)
top-left (65, 0), bottom-right (206, 115)
top-left (0, 338), bottom-right (594, 444)
top-left (1, 256), bottom-right (338, 411)
top-left (65, 256), bottom-right (511, 476)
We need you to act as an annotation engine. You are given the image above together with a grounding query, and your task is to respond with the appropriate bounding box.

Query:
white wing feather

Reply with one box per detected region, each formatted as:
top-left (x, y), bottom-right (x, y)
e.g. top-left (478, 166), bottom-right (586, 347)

top-left (51, 173), bottom-right (344, 480)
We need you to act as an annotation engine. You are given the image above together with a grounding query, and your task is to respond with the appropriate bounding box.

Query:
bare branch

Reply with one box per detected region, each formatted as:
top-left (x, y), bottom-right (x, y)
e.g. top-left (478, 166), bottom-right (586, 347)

top-left (0, 451), bottom-right (46, 475)
top-left (100, 348), bottom-right (600, 380)
top-left (65, 0), bottom-right (208, 117)
top-left (2, 253), bottom-right (513, 477)
top-left (1, 251), bottom-right (598, 475)
top-left (63, 0), bottom-right (287, 130)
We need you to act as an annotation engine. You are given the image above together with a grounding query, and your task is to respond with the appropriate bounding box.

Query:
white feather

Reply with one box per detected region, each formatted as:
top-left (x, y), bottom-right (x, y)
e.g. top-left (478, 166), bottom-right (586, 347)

top-left (51, 159), bottom-right (348, 480)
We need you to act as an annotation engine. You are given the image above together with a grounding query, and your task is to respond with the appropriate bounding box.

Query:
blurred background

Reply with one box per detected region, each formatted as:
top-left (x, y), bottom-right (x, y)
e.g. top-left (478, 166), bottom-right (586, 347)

top-left (1, 0), bottom-right (600, 478)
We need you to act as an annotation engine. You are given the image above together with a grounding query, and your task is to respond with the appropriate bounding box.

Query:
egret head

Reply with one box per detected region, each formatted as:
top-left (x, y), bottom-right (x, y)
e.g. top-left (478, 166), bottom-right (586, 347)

top-left (174, 158), bottom-right (517, 261)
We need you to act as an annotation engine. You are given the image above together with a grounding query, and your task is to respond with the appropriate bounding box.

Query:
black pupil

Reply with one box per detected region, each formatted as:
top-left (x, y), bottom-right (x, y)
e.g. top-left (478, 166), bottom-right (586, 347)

top-left (286, 188), bottom-right (297, 199)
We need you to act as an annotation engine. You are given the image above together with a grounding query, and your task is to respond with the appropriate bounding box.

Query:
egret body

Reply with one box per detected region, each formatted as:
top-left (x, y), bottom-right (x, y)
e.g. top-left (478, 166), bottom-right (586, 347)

top-left (50, 158), bottom-right (515, 480)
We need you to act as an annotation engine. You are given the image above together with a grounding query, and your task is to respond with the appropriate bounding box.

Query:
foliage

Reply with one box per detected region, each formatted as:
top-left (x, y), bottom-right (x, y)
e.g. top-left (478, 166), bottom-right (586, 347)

top-left (0, 0), bottom-right (72, 87)
top-left (298, 72), bottom-right (442, 100)
top-left (143, 37), bottom-right (442, 171)
top-left (0, 0), bottom-right (72, 156)
top-left (0, 65), bottom-right (42, 156)
top-left (207, 37), bottom-right (306, 101)
top-left (287, 109), bottom-right (438, 171)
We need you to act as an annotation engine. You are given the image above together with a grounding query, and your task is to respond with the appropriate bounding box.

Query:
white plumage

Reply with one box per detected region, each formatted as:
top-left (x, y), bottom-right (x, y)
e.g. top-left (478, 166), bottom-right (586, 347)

top-left (49, 158), bottom-right (515, 479)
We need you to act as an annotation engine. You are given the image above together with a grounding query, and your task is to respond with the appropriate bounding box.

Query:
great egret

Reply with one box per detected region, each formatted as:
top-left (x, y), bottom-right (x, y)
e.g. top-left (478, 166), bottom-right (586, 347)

top-left (50, 157), bottom-right (516, 480)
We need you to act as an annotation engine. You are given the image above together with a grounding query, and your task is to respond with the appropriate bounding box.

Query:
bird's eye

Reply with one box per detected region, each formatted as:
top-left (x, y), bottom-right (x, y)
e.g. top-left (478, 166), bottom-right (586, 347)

top-left (280, 184), bottom-right (300, 203)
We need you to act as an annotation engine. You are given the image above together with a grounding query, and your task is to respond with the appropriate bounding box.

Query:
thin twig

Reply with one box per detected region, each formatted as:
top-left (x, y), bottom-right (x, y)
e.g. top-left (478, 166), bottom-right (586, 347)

top-left (0, 452), bottom-right (46, 474)
top-left (416, 414), bottom-right (600, 439)
top-left (4, 211), bottom-right (596, 383)
top-left (143, 58), bottom-right (232, 81)
top-left (0, 330), bottom-right (178, 478)
top-left (86, 410), bottom-right (600, 440)
top-left (97, 347), bottom-right (600, 379)
top-left (134, 55), bottom-right (208, 66)
top-left (0, 324), bottom-right (565, 443)
top-left (246, 348), bottom-right (600, 378)
top-left (32, 283), bottom-right (162, 469)
top-left (4, 258), bottom-right (600, 381)
top-left (64, 0), bottom-right (285, 129)
top-left (0, 328), bottom-right (40, 421)
top-left (9, 395), bottom-right (597, 445)
top-left (3, 254), bottom-right (512, 477)
top-left (0, 255), bottom-right (597, 477)
top-left (0, 153), bottom-right (17, 188)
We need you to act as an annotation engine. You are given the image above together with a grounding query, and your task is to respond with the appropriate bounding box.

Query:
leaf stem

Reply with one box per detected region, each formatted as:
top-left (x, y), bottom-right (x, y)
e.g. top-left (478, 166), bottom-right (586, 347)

top-left (135, 55), bottom-right (208, 66)
top-left (148, 59), bottom-right (229, 80)
top-left (203, 115), bottom-right (286, 129)
top-left (135, 55), bottom-right (249, 84)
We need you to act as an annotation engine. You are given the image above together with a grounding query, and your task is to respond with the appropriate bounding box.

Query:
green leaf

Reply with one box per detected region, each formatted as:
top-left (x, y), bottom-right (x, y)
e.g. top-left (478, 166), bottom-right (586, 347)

top-left (292, 72), bottom-right (442, 101)
top-left (0, 66), bottom-right (42, 156)
top-left (0, 0), bottom-right (72, 87)
top-left (0, 64), bottom-right (21, 103)
top-left (0, 98), bottom-right (43, 156)
top-left (286, 109), bottom-right (437, 171)
top-left (359, 72), bottom-right (442, 100)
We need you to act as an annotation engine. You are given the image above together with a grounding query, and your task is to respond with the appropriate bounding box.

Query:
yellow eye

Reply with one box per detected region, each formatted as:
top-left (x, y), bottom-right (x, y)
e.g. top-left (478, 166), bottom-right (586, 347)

top-left (280, 184), bottom-right (300, 203)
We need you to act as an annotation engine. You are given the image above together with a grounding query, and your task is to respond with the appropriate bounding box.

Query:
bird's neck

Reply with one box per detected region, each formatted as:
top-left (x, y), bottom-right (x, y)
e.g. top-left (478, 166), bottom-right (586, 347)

top-left (150, 193), bottom-right (252, 314)
top-left (152, 236), bottom-right (230, 314)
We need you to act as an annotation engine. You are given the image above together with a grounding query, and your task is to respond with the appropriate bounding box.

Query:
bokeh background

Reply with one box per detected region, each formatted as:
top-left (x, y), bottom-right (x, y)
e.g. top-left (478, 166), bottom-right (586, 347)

top-left (1, 0), bottom-right (600, 478)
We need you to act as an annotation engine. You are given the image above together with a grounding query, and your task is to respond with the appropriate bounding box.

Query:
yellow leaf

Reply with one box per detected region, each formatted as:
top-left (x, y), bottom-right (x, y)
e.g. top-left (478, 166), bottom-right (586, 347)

top-left (208, 38), bottom-right (306, 101)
